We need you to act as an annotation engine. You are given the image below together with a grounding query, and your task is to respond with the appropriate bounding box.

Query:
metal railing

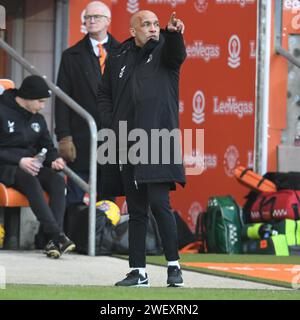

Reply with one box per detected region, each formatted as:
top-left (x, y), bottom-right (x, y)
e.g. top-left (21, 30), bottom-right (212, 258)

top-left (275, 0), bottom-right (300, 68)
top-left (0, 38), bottom-right (98, 256)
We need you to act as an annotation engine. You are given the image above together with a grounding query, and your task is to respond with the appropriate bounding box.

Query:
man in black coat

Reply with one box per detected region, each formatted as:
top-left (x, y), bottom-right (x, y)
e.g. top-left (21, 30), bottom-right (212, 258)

top-left (0, 75), bottom-right (75, 259)
top-left (98, 10), bottom-right (186, 287)
top-left (55, 1), bottom-right (119, 204)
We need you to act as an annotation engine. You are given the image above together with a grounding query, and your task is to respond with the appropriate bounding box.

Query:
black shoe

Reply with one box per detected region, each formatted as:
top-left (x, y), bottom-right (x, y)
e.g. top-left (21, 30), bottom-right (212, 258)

top-left (44, 240), bottom-right (61, 259)
top-left (167, 266), bottom-right (184, 287)
top-left (58, 234), bottom-right (76, 254)
top-left (115, 270), bottom-right (150, 287)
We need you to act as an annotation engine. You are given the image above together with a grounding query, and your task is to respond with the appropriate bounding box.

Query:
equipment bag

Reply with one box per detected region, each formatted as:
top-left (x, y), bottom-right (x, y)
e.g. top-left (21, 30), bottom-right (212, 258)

top-left (173, 211), bottom-right (196, 249)
top-left (64, 204), bottom-right (114, 255)
top-left (242, 235), bottom-right (289, 256)
top-left (205, 195), bottom-right (243, 254)
top-left (246, 190), bottom-right (300, 223)
top-left (241, 222), bottom-right (274, 240)
top-left (264, 172), bottom-right (300, 190)
top-left (234, 166), bottom-right (277, 192)
top-left (272, 219), bottom-right (300, 246)
top-left (112, 212), bottom-right (163, 255)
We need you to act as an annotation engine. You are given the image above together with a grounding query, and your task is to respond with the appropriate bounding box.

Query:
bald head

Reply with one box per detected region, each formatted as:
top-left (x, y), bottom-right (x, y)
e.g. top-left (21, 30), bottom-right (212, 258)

top-left (130, 10), bottom-right (157, 28)
top-left (130, 10), bottom-right (160, 47)
top-left (85, 1), bottom-right (111, 19)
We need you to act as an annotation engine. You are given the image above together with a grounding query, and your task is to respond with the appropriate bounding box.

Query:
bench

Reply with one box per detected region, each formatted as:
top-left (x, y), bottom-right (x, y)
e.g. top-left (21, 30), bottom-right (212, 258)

top-left (0, 183), bottom-right (49, 249)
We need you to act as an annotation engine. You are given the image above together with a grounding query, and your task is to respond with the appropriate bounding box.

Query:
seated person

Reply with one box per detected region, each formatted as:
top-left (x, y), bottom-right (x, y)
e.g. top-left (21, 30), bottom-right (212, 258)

top-left (0, 75), bottom-right (75, 259)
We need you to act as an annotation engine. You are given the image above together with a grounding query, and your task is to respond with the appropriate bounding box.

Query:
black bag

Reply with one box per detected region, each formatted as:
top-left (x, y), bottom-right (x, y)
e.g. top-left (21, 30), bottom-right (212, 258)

top-left (173, 211), bottom-right (196, 249)
top-left (112, 211), bottom-right (163, 255)
top-left (242, 172), bottom-right (300, 223)
top-left (264, 172), bottom-right (300, 190)
top-left (64, 204), bottom-right (114, 255)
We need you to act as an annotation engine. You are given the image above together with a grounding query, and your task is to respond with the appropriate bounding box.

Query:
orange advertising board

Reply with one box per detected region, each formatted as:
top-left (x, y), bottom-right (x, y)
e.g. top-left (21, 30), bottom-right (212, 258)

top-left (67, 0), bottom-right (257, 232)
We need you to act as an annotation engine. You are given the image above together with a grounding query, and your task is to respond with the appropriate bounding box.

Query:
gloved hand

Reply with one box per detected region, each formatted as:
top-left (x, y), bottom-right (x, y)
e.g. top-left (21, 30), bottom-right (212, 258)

top-left (58, 136), bottom-right (76, 162)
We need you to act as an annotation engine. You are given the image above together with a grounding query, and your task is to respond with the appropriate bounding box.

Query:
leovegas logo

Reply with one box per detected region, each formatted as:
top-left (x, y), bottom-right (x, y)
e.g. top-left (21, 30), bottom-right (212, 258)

top-left (146, 0), bottom-right (186, 7)
top-left (186, 41), bottom-right (220, 62)
top-left (283, 0), bottom-right (300, 10)
top-left (215, 0), bottom-right (255, 7)
top-left (204, 154), bottom-right (218, 171)
top-left (213, 96), bottom-right (254, 119)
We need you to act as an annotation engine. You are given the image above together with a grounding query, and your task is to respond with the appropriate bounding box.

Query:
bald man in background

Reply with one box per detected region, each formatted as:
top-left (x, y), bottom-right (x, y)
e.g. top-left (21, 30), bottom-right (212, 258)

top-left (98, 10), bottom-right (186, 287)
top-left (55, 1), bottom-right (119, 205)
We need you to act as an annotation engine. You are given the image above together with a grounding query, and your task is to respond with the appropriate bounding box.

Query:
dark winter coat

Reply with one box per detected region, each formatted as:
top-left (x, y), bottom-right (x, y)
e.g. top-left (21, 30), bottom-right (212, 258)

top-left (55, 33), bottom-right (120, 171)
top-left (0, 89), bottom-right (58, 186)
top-left (97, 30), bottom-right (187, 197)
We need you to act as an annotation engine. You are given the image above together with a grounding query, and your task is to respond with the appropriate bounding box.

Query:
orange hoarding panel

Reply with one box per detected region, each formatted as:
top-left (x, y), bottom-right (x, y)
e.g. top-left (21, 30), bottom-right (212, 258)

top-left (68, 0), bottom-right (257, 231)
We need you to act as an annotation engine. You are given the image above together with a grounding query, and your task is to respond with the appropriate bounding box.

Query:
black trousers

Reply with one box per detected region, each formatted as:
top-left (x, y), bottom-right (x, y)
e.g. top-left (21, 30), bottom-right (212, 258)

top-left (121, 165), bottom-right (179, 267)
top-left (12, 167), bottom-right (66, 240)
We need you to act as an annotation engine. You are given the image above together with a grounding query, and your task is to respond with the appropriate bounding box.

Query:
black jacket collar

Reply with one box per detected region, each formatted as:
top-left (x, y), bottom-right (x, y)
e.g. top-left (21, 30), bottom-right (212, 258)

top-left (1, 89), bottom-right (34, 119)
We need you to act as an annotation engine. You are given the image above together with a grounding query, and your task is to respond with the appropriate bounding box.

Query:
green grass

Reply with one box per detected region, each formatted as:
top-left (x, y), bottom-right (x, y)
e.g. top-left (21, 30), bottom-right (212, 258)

top-left (0, 284), bottom-right (299, 300)
top-left (143, 254), bottom-right (300, 289)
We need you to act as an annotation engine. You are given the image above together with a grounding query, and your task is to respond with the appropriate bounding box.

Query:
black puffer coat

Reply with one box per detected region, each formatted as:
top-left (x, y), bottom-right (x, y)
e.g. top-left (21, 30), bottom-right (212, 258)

top-left (97, 30), bottom-right (186, 197)
top-left (0, 89), bottom-right (58, 186)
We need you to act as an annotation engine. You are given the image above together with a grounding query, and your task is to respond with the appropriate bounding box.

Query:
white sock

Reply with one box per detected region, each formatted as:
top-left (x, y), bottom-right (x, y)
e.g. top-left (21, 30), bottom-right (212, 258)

top-left (167, 261), bottom-right (180, 269)
top-left (133, 268), bottom-right (146, 277)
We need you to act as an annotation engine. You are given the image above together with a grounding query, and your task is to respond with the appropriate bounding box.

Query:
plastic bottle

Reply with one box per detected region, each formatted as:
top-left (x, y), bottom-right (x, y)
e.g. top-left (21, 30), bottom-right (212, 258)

top-left (294, 116), bottom-right (300, 146)
top-left (34, 148), bottom-right (47, 167)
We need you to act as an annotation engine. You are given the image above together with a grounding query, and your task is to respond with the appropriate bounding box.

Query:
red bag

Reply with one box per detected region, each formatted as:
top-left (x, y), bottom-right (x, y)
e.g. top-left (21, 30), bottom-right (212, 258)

top-left (249, 190), bottom-right (300, 222)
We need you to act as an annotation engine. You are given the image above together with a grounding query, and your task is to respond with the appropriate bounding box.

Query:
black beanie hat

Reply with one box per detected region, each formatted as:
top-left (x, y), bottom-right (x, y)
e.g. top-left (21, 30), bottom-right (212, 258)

top-left (16, 75), bottom-right (51, 99)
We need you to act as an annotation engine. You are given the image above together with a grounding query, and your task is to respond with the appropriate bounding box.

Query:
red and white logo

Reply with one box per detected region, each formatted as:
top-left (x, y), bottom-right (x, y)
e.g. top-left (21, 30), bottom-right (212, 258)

top-left (228, 35), bottom-right (241, 69)
top-left (223, 145), bottom-right (240, 177)
top-left (192, 90), bottom-right (205, 124)
top-left (80, 9), bottom-right (87, 34)
top-left (194, 0), bottom-right (208, 13)
top-left (127, 0), bottom-right (139, 14)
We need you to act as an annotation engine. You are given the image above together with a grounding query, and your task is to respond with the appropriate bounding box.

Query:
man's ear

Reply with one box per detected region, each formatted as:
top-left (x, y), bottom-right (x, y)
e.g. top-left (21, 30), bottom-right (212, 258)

top-left (130, 27), bottom-right (136, 37)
